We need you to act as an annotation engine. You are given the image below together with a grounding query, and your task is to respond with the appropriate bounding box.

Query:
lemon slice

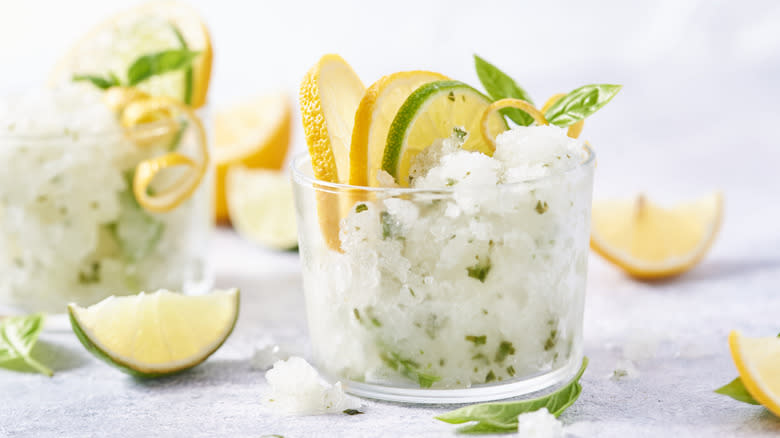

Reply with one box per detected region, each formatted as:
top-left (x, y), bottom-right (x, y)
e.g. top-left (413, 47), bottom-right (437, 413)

top-left (300, 54), bottom-right (364, 183)
top-left (728, 331), bottom-right (780, 417)
top-left (130, 97), bottom-right (209, 213)
top-left (227, 167), bottom-right (298, 250)
top-left (49, 1), bottom-right (212, 107)
top-left (541, 93), bottom-right (584, 139)
top-left (382, 80), bottom-right (507, 186)
top-left (349, 71), bottom-right (448, 186)
top-left (591, 192), bottom-right (723, 279)
top-left (69, 289), bottom-right (239, 377)
top-left (214, 93), bottom-right (292, 224)
top-left (299, 54), bottom-right (364, 251)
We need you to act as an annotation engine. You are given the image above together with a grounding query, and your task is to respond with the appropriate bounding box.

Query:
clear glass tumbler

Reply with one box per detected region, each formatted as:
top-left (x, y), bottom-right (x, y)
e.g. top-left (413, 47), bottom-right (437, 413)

top-left (291, 147), bottom-right (595, 403)
top-left (0, 104), bottom-right (213, 313)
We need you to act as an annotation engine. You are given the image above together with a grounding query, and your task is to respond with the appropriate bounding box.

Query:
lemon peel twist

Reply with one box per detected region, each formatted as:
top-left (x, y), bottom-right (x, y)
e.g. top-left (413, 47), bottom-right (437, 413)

top-left (105, 88), bottom-right (209, 213)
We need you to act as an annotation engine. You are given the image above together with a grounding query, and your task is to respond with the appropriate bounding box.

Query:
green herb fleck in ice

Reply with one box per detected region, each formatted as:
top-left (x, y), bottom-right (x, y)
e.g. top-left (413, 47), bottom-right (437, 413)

top-left (355, 203), bottom-right (368, 213)
top-left (465, 335), bottom-right (487, 346)
top-left (380, 350), bottom-right (440, 388)
top-left (495, 341), bottom-right (516, 363)
top-left (467, 256), bottom-right (491, 283)
top-left (380, 211), bottom-right (403, 240)
top-left (0, 313), bottom-right (53, 377)
top-left (343, 409), bottom-right (364, 415)
top-left (535, 200), bottom-right (549, 214)
top-left (436, 357), bottom-right (588, 434)
top-left (453, 126), bottom-right (467, 140)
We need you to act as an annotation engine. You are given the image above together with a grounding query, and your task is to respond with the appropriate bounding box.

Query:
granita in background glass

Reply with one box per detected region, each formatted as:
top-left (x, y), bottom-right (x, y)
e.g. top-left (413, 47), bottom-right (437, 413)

top-left (0, 86), bottom-right (212, 313)
top-left (292, 125), bottom-right (595, 403)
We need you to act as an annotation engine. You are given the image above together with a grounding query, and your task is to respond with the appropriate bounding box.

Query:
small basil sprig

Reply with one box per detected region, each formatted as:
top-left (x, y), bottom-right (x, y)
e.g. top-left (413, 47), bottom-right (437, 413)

top-left (474, 55), bottom-right (535, 126)
top-left (73, 48), bottom-right (200, 91)
top-left (436, 357), bottom-right (588, 434)
top-left (0, 313), bottom-right (53, 377)
top-left (715, 332), bottom-right (780, 406)
top-left (126, 49), bottom-right (200, 86)
top-left (543, 84), bottom-right (622, 127)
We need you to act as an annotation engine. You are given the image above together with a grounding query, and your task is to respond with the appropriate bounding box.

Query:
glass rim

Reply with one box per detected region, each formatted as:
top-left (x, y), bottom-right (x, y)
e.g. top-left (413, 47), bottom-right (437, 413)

top-left (290, 143), bottom-right (596, 194)
top-left (0, 103), bottom-right (210, 142)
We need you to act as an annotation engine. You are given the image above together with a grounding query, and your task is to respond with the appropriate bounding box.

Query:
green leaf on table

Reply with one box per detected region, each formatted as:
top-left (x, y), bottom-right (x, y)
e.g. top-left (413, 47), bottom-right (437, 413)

top-left (436, 357), bottom-right (588, 434)
top-left (127, 49), bottom-right (201, 87)
top-left (544, 84), bottom-right (622, 127)
top-left (0, 313), bottom-right (53, 376)
top-left (715, 377), bottom-right (760, 405)
top-left (473, 54), bottom-right (535, 126)
top-left (72, 73), bottom-right (121, 90)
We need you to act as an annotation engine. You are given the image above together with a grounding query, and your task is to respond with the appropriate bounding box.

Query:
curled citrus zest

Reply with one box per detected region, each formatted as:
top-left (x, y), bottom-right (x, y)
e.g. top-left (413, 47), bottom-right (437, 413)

top-left (480, 98), bottom-right (548, 151)
top-left (129, 97), bottom-right (209, 213)
top-left (541, 93), bottom-right (584, 139)
top-left (103, 87), bottom-right (151, 113)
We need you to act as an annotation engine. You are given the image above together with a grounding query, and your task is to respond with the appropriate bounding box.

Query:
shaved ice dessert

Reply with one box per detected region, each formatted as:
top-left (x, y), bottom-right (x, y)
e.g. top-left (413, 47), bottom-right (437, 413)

top-left (293, 125), bottom-right (594, 397)
top-left (0, 86), bottom-right (211, 312)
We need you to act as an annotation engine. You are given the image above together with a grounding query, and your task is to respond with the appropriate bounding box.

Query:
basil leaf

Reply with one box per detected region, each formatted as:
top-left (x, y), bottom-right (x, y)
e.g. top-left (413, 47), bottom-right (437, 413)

top-left (0, 313), bottom-right (53, 376)
top-left (715, 377), bottom-right (760, 405)
top-left (436, 357), bottom-right (587, 434)
top-left (544, 84), bottom-right (621, 127)
top-left (171, 24), bottom-right (194, 105)
top-left (72, 74), bottom-right (120, 90)
top-left (473, 54), bottom-right (535, 126)
top-left (127, 49), bottom-right (201, 86)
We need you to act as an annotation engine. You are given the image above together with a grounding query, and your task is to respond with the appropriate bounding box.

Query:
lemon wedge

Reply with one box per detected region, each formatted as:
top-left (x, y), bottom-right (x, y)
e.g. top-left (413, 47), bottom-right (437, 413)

top-left (69, 289), bottom-right (239, 377)
top-left (728, 331), bottom-right (780, 417)
top-left (591, 192), bottom-right (723, 279)
top-left (349, 71), bottom-right (448, 186)
top-left (227, 167), bottom-right (298, 251)
top-left (50, 1), bottom-right (212, 107)
top-left (214, 93), bottom-right (292, 223)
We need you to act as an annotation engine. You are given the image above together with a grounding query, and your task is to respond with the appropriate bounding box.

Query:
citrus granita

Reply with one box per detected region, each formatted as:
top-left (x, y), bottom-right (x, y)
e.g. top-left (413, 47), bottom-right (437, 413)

top-left (294, 54), bottom-right (617, 402)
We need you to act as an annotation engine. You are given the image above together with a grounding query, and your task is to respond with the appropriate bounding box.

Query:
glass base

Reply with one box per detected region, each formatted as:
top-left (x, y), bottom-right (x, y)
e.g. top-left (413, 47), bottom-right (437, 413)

top-left (339, 353), bottom-right (582, 404)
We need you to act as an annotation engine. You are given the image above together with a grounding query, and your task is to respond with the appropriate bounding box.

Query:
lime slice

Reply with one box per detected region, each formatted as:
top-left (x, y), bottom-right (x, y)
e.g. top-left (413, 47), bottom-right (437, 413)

top-left (382, 80), bottom-right (507, 186)
top-left (227, 167), bottom-right (298, 251)
top-left (349, 70), bottom-right (448, 186)
top-left (68, 289), bottom-right (239, 377)
top-left (49, 1), bottom-right (212, 107)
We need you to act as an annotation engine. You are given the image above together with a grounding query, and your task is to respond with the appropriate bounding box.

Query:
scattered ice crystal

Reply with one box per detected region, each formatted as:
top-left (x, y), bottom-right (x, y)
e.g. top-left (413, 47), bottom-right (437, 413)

top-left (264, 357), bottom-right (361, 415)
top-left (515, 408), bottom-right (564, 438)
top-left (251, 343), bottom-right (297, 371)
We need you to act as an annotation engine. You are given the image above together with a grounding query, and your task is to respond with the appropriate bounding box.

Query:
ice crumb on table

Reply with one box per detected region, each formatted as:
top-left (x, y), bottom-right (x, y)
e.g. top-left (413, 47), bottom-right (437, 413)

top-left (251, 343), bottom-right (297, 371)
top-left (515, 408), bottom-right (564, 438)
top-left (610, 359), bottom-right (640, 381)
top-left (264, 357), bottom-right (361, 415)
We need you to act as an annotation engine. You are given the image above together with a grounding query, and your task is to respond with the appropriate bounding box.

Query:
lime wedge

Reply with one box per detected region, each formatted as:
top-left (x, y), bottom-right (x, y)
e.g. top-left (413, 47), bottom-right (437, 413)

top-left (382, 80), bottom-right (507, 186)
top-left (68, 289), bottom-right (239, 377)
top-left (227, 167), bottom-right (298, 250)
